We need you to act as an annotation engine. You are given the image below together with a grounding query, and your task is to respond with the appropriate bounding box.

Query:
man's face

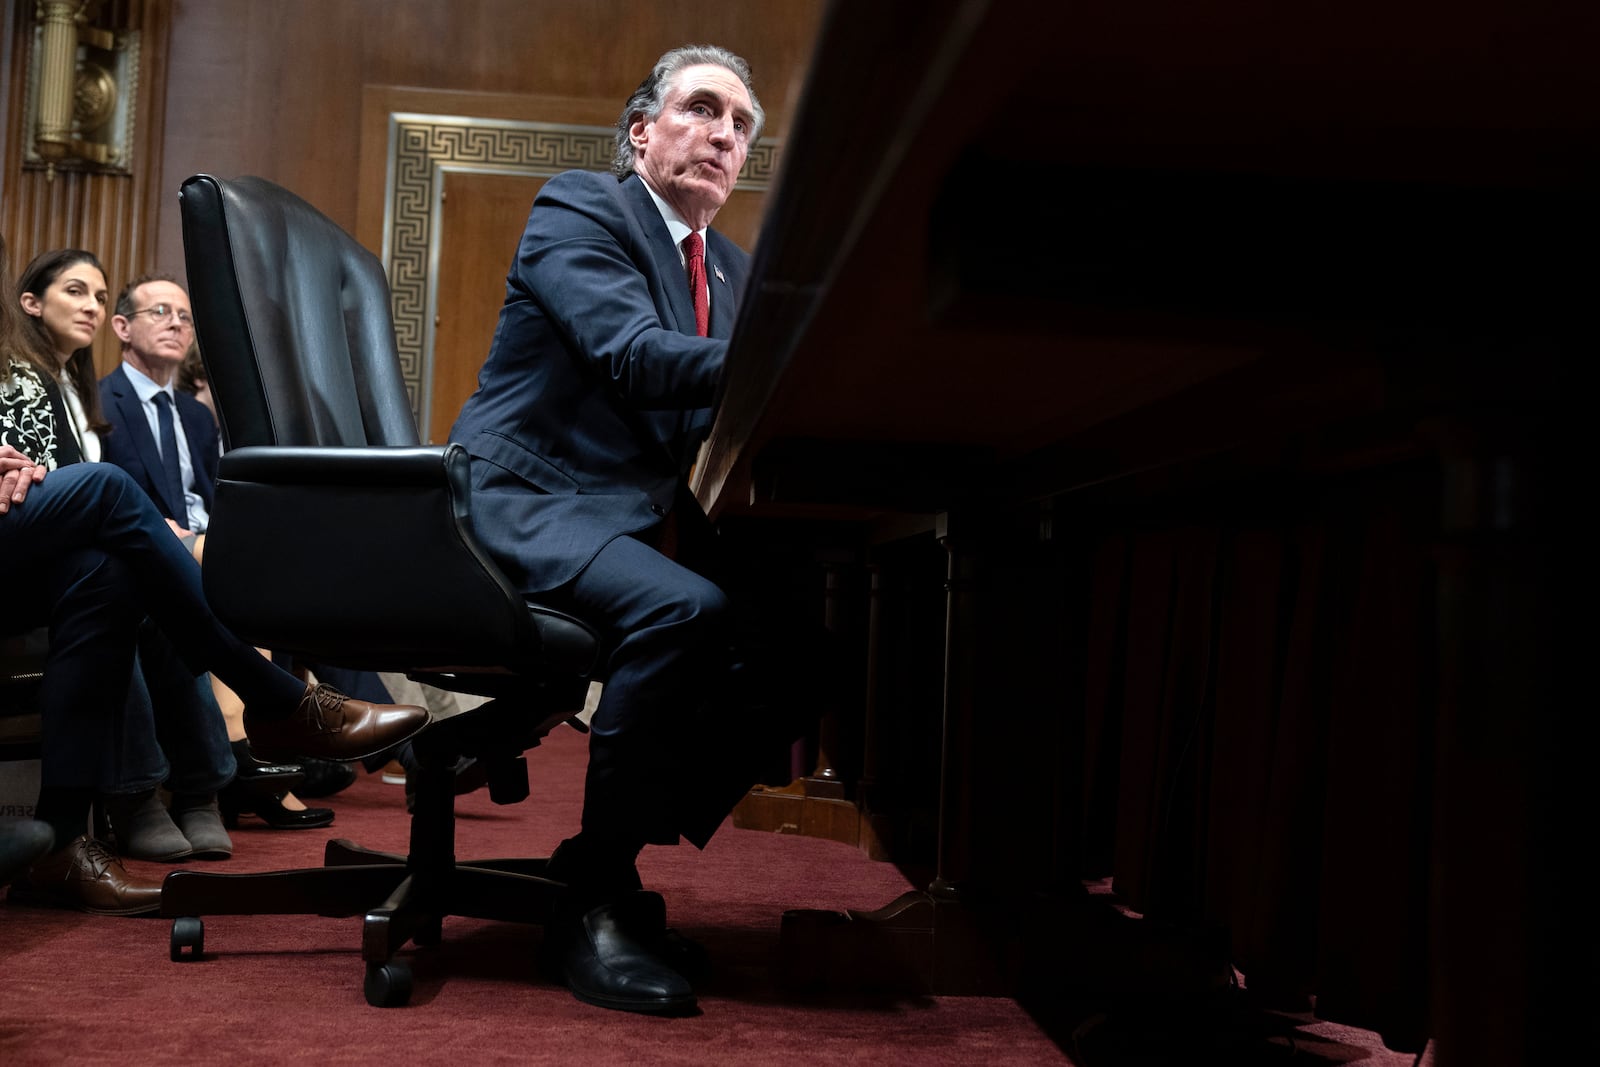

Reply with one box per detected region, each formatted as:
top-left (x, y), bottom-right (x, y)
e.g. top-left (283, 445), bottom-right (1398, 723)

top-left (631, 63), bottom-right (755, 228)
top-left (114, 280), bottom-right (193, 370)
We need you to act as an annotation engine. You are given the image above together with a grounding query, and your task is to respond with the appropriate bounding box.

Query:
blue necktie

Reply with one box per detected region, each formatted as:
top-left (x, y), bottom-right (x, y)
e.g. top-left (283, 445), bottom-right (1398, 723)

top-left (153, 392), bottom-right (189, 530)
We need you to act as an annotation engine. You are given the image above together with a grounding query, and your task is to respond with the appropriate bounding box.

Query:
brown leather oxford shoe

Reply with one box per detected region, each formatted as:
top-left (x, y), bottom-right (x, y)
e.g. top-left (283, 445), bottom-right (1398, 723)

top-left (8, 835), bottom-right (163, 916)
top-left (245, 683), bottom-right (430, 764)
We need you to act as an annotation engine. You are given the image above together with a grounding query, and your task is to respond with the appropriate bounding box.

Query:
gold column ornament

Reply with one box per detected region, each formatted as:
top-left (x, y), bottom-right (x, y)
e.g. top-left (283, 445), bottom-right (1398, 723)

top-left (27, 0), bottom-right (138, 179)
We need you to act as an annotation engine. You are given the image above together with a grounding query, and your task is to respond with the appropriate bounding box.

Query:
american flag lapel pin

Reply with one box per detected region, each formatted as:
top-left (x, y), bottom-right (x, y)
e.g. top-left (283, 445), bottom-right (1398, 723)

top-left (714, 264), bottom-right (726, 284)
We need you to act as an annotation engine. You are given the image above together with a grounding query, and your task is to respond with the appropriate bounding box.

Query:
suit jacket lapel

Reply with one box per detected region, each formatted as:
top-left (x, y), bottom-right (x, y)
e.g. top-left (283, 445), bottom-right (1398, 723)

top-left (620, 175), bottom-right (698, 337)
top-left (706, 241), bottom-right (739, 340)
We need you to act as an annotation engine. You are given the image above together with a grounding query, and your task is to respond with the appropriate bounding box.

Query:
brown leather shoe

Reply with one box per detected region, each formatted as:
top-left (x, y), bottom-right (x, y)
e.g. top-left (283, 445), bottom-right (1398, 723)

top-left (245, 683), bottom-right (429, 763)
top-left (8, 835), bottom-right (163, 916)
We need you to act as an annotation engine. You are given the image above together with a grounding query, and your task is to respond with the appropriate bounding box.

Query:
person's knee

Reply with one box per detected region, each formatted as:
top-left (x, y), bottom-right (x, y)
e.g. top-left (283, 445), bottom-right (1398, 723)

top-left (670, 579), bottom-right (731, 638)
top-left (53, 549), bottom-right (140, 625)
top-left (35, 461), bottom-right (143, 529)
top-left (47, 458), bottom-right (137, 499)
top-left (633, 569), bottom-right (729, 630)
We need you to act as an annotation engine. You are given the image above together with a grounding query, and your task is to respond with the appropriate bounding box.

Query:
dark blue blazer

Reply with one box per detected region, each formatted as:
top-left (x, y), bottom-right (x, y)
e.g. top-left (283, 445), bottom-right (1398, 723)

top-left (449, 170), bottom-right (748, 595)
top-left (98, 363), bottom-right (220, 526)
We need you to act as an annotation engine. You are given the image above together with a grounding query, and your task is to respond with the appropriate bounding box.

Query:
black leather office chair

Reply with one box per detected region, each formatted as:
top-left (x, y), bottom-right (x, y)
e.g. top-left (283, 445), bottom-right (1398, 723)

top-left (160, 173), bottom-right (601, 1007)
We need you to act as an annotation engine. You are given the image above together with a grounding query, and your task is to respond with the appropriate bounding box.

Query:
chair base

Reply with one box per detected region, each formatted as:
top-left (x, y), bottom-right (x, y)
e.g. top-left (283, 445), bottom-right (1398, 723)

top-left (159, 695), bottom-right (580, 1006)
top-left (161, 839), bottom-right (563, 1006)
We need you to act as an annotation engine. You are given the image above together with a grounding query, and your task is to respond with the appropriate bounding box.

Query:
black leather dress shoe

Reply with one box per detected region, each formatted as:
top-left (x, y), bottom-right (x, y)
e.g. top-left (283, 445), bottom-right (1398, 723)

top-left (555, 892), bottom-right (697, 1015)
top-left (230, 738), bottom-right (306, 792)
top-left (544, 841), bottom-right (705, 981)
top-left (296, 758), bottom-right (358, 798)
top-left (218, 782), bottom-right (334, 830)
top-left (245, 683), bottom-right (429, 763)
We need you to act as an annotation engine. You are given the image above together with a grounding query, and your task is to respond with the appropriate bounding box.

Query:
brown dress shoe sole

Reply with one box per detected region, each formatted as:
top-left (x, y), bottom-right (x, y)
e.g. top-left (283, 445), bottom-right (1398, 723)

top-left (7, 881), bottom-right (161, 917)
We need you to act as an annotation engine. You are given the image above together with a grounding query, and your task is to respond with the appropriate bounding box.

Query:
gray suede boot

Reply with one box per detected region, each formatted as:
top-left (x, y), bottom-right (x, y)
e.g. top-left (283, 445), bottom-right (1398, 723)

top-left (170, 794), bottom-right (234, 860)
top-left (103, 790), bottom-right (193, 862)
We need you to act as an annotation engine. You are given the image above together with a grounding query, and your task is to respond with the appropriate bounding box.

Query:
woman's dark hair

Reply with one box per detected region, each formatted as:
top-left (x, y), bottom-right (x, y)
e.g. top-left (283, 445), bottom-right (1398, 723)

top-left (15, 247), bottom-right (112, 435)
top-left (177, 340), bottom-right (207, 396)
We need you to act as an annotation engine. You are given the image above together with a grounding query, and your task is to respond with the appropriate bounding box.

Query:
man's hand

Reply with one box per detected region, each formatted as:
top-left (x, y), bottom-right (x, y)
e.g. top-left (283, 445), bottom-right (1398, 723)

top-left (0, 445), bottom-right (47, 514)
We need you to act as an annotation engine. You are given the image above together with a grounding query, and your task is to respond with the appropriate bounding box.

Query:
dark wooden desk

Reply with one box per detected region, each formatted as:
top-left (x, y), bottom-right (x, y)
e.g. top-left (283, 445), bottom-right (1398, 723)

top-left (697, 1), bottom-right (1587, 1060)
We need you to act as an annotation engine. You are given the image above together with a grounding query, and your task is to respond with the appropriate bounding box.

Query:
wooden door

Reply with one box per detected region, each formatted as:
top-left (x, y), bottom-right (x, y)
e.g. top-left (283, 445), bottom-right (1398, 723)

top-left (428, 170), bottom-right (548, 444)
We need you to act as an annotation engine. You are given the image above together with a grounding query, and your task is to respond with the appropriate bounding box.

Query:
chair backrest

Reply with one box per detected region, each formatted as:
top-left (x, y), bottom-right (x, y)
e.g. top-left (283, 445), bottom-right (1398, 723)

top-left (175, 173), bottom-right (599, 680)
top-left (179, 174), bottom-right (420, 450)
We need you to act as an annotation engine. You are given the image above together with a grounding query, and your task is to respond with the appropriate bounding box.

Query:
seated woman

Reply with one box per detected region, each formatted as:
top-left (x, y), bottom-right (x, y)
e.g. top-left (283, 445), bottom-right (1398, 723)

top-left (12, 248), bottom-right (241, 858)
top-left (2, 236), bottom-right (429, 912)
top-left (15, 250), bottom-right (353, 843)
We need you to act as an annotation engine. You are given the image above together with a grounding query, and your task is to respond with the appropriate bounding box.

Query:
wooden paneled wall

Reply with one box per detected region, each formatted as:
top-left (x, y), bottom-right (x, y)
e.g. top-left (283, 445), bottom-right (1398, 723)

top-left (3, 0), bottom-right (825, 386)
top-left (2, 0), bottom-right (172, 375)
top-left (155, 0), bottom-right (824, 274)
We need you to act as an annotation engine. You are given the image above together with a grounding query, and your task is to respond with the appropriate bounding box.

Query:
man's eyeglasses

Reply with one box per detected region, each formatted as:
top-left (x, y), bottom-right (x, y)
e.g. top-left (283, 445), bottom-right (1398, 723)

top-left (128, 303), bottom-right (194, 328)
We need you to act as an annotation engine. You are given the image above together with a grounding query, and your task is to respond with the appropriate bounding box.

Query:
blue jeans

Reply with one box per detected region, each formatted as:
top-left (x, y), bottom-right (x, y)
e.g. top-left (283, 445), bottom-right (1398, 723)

top-left (111, 624), bottom-right (236, 797)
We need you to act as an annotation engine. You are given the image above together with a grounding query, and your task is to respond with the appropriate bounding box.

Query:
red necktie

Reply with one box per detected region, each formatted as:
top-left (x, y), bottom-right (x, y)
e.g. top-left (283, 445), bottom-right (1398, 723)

top-left (683, 232), bottom-right (709, 337)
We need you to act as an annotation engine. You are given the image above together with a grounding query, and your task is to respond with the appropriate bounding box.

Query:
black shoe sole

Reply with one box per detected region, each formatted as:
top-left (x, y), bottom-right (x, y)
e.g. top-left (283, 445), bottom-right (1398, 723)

top-left (567, 985), bottom-right (697, 1016)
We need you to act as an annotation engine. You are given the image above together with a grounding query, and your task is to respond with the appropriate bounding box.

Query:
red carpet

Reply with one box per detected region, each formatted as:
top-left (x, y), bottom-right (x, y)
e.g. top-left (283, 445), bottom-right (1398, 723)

top-left (0, 727), bottom-right (1426, 1065)
top-left (0, 727), bottom-right (1070, 1065)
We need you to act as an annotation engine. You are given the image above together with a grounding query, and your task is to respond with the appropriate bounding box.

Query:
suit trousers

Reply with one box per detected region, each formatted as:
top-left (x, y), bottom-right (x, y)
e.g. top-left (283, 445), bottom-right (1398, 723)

top-left (549, 524), bottom-right (828, 850)
top-left (556, 532), bottom-right (730, 848)
top-left (1, 464), bottom-right (303, 788)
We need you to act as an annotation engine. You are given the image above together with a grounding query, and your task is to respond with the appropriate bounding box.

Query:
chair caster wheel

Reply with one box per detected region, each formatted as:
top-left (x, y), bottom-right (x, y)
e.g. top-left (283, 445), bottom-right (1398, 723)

top-left (365, 960), bottom-right (413, 1007)
top-left (170, 917), bottom-right (204, 961)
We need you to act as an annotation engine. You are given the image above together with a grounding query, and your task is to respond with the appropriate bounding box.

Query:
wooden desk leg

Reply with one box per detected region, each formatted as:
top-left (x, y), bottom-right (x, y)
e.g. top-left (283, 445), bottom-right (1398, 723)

top-left (1425, 418), bottom-right (1554, 1067)
top-left (855, 563), bottom-right (892, 860)
top-left (930, 512), bottom-right (977, 898)
top-left (805, 560), bottom-right (850, 798)
top-left (780, 513), bottom-right (1012, 996)
top-left (732, 555), bottom-right (864, 845)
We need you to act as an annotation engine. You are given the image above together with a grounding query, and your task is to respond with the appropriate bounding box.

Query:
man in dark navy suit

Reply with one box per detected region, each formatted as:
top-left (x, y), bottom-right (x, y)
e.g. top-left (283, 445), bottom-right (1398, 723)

top-left (98, 273), bottom-right (217, 541)
top-left (451, 44), bottom-right (815, 1015)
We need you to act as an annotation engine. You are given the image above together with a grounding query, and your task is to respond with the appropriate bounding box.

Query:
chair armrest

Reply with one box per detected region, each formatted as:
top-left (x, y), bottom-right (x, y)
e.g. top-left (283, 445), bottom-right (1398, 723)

top-left (202, 443), bottom-right (592, 674)
top-left (215, 445), bottom-right (471, 488)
